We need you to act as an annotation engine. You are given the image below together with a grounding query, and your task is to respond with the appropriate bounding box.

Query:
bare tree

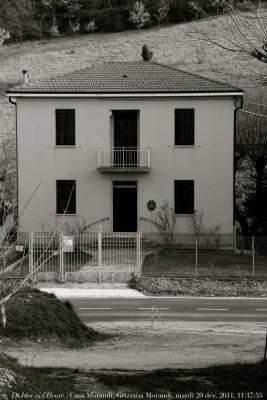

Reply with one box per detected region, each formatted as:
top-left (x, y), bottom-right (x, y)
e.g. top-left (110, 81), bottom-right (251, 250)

top-left (190, 0), bottom-right (267, 84)
top-left (235, 89), bottom-right (267, 238)
top-left (0, 0), bottom-right (46, 40)
top-left (152, 201), bottom-right (177, 247)
top-left (129, 1), bottom-right (150, 31)
top-left (186, 209), bottom-right (204, 242)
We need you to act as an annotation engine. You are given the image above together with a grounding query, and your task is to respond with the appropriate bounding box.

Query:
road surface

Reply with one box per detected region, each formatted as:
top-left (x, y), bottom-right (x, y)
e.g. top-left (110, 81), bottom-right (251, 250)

top-left (66, 297), bottom-right (267, 323)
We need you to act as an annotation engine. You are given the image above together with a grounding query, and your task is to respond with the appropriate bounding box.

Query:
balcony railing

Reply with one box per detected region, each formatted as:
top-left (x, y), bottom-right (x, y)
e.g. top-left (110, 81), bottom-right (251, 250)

top-left (97, 147), bottom-right (151, 173)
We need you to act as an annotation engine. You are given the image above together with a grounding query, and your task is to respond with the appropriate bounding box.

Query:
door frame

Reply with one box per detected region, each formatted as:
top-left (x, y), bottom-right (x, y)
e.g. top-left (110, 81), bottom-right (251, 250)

top-left (110, 110), bottom-right (140, 148)
top-left (112, 180), bottom-right (139, 232)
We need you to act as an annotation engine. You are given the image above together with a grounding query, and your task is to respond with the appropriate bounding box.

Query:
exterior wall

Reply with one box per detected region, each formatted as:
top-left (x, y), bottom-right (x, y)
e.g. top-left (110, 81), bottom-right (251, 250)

top-left (16, 96), bottom-right (235, 244)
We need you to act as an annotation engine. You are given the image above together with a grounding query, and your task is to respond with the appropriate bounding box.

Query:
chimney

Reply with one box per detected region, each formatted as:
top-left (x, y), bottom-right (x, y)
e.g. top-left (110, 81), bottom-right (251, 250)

top-left (22, 70), bottom-right (28, 84)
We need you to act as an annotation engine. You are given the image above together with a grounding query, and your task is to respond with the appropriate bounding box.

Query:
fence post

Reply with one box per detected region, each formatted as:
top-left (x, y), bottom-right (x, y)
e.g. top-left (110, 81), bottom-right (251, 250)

top-left (59, 232), bottom-right (65, 282)
top-left (136, 232), bottom-right (141, 278)
top-left (252, 236), bottom-right (255, 278)
top-left (29, 232), bottom-right (34, 279)
top-left (98, 226), bottom-right (102, 268)
top-left (195, 235), bottom-right (198, 277)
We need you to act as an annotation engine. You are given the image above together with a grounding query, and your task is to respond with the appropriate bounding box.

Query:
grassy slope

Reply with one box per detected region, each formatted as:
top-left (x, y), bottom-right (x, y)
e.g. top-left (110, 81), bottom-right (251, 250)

top-left (0, 287), bottom-right (101, 346)
top-left (0, 15), bottom-right (265, 150)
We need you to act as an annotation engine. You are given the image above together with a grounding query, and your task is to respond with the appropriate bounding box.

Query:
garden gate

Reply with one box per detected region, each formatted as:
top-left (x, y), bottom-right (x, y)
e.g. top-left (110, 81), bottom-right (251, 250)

top-left (29, 231), bottom-right (142, 282)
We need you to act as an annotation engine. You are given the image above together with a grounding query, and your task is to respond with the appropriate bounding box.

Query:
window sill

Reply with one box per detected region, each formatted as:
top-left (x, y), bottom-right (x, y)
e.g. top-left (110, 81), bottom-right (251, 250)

top-left (173, 145), bottom-right (195, 148)
top-left (56, 214), bottom-right (77, 216)
top-left (55, 146), bottom-right (76, 148)
top-left (175, 213), bottom-right (195, 217)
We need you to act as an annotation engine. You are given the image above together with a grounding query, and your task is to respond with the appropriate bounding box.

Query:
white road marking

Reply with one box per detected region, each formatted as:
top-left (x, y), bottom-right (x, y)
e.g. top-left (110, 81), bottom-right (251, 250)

top-left (78, 307), bottom-right (112, 310)
top-left (138, 307), bottom-right (170, 310)
top-left (197, 308), bottom-right (229, 311)
top-left (256, 309), bottom-right (267, 311)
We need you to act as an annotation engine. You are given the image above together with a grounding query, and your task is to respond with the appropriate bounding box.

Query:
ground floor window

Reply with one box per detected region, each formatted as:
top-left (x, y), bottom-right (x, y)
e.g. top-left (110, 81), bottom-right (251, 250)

top-left (174, 180), bottom-right (194, 214)
top-left (56, 180), bottom-right (76, 214)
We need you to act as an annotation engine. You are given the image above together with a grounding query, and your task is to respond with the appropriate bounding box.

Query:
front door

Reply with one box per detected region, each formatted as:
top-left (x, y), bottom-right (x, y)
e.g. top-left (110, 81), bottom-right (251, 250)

top-left (113, 181), bottom-right (137, 232)
top-left (113, 111), bottom-right (138, 166)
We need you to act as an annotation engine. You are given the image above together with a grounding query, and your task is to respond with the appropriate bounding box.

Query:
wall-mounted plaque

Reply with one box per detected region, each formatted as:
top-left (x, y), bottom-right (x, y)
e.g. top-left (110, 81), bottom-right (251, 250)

top-left (147, 200), bottom-right (156, 211)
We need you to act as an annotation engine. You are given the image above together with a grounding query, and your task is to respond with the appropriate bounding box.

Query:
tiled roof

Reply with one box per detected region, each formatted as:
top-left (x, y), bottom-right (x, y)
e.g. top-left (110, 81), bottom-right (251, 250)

top-left (7, 62), bottom-right (242, 94)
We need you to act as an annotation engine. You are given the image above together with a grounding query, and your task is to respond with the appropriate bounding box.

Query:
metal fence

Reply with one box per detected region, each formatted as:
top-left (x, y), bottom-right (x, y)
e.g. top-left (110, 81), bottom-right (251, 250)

top-left (2, 232), bottom-right (267, 285)
top-left (141, 236), bottom-right (267, 279)
top-left (29, 231), bottom-right (142, 282)
top-left (98, 147), bottom-right (150, 168)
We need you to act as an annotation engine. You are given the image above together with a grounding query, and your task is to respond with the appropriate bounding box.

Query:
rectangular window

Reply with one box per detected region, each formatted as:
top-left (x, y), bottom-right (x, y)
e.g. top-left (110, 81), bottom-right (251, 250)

top-left (56, 180), bottom-right (76, 214)
top-left (174, 180), bottom-right (194, 214)
top-left (56, 109), bottom-right (75, 146)
top-left (175, 109), bottom-right (194, 145)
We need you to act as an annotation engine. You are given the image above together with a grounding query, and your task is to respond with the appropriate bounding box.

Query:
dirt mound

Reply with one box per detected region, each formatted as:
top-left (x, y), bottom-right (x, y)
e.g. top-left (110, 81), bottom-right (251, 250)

top-left (0, 287), bottom-right (102, 346)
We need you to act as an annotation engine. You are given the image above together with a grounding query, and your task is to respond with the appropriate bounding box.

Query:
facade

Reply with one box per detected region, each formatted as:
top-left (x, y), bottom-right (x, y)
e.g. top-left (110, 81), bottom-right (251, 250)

top-left (7, 62), bottom-right (243, 245)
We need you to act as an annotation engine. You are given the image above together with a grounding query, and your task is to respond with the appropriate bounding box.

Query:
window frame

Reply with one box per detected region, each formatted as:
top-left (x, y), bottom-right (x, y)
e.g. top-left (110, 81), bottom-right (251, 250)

top-left (174, 108), bottom-right (195, 146)
top-left (55, 109), bottom-right (76, 147)
top-left (174, 180), bottom-right (194, 215)
top-left (56, 180), bottom-right (76, 215)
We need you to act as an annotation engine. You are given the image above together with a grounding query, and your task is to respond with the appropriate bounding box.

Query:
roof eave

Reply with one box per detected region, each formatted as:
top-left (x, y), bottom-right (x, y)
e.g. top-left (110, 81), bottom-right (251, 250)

top-left (7, 90), bottom-right (244, 97)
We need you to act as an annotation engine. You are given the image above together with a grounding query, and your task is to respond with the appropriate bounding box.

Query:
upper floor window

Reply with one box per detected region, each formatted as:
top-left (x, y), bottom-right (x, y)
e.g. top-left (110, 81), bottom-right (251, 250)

top-left (175, 109), bottom-right (194, 146)
top-left (56, 180), bottom-right (76, 214)
top-left (174, 180), bottom-right (194, 214)
top-left (56, 109), bottom-right (75, 146)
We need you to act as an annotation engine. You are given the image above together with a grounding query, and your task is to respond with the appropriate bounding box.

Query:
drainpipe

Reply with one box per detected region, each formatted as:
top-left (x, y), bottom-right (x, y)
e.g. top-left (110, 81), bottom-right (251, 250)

top-left (233, 94), bottom-right (244, 238)
top-left (8, 96), bottom-right (18, 229)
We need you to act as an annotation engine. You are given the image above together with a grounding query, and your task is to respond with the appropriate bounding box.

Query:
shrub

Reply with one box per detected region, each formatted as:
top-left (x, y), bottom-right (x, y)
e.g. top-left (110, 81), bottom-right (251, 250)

top-left (141, 44), bottom-right (153, 61)
top-left (84, 19), bottom-right (97, 33)
top-left (49, 23), bottom-right (60, 37)
top-left (0, 28), bottom-right (10, 47)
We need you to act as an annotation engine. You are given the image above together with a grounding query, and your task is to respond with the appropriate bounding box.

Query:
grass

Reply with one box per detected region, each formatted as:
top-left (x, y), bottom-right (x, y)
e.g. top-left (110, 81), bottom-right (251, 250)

top-left (142, 249), bottom-right (267, 278)
top-left (92, 362), bottom-right (267, 395)
top-left (0, 287), bottom-right (101, 346)
top-left (132, 277), bottom-right (267, 297)
top-left (1, 354), bottom-right (266, 395)
top-left (0, 353), bottom-right (77, 395)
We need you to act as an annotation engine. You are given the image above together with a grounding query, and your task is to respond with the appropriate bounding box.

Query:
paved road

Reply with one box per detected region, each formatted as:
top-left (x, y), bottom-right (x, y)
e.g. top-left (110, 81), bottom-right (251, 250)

top-left (67, 297), bottom-right (267, 323)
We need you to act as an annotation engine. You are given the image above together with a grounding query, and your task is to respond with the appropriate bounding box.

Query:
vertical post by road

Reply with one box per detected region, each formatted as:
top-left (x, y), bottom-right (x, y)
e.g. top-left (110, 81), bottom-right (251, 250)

top-left (252, 236), bottom-right (255, 278)
top-left (195, 235), bottom-right (198, 277)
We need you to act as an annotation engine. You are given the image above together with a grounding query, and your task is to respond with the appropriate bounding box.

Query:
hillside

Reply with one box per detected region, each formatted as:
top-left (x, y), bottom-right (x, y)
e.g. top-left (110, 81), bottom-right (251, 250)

top-left (0, 14), bottom-right (266, 162)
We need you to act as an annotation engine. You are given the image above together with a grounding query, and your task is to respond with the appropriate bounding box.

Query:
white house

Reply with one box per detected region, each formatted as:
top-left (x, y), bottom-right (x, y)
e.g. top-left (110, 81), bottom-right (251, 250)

top-left (7, 61), bottom-right (243, 245)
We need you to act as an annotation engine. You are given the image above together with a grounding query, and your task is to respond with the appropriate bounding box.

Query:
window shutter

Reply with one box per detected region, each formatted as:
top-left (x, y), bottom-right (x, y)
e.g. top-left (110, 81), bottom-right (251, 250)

top-left (174, 180), bottom-right (194, 214)
top-left (56, 109), bottom-right (75, 146)
top-left (56, 180), bottom-right (76, 214)
top-left (175, 109), bottom-right (194, 145)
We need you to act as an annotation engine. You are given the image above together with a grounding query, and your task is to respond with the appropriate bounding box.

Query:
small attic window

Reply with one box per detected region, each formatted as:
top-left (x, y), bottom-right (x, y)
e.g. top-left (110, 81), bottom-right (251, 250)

top-left (123, 74), bottom-right (128, 78)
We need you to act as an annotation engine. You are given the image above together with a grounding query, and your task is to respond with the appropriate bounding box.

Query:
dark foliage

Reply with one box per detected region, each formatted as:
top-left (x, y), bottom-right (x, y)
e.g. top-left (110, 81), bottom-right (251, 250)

top-left (0, 0), bottom-right (258, 41)
top-left (141, 44), bottom-right (153, 61)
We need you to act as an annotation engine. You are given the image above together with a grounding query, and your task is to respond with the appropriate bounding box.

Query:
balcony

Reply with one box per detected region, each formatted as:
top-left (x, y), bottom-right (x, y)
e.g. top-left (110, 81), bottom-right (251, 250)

top-left (97, 147), bottom-right (151, 173)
